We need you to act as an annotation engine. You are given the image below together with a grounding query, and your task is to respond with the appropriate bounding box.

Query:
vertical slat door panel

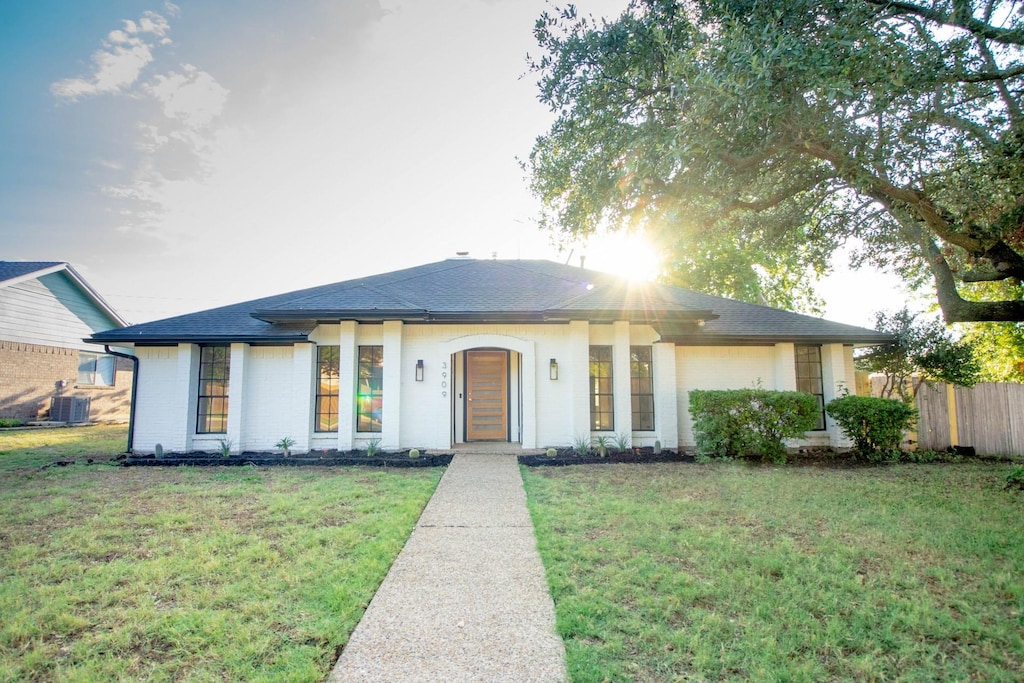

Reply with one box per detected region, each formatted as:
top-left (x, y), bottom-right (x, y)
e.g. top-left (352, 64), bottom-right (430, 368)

top-left (466, 350), bottom-right (508, 441)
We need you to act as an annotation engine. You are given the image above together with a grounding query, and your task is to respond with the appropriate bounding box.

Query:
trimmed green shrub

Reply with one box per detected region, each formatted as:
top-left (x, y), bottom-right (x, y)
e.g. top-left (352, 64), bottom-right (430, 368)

top-left (689, 389), bottom-right (820, 463)
top-left (0, 418), bottom-right (26, 428)
top-left (825, 395), bottom-right (917, 460)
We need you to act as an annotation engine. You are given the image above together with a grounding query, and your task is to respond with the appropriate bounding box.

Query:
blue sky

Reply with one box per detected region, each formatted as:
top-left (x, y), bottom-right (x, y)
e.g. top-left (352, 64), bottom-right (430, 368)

top-left (0, 0), bottom-right (908, 324)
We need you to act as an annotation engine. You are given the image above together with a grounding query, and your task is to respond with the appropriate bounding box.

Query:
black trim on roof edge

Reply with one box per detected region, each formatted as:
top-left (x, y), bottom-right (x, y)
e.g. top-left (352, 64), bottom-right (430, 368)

top-left (250, 308), bottom-right (718, 325)
top-left (85, 334), bottom-right (311, 345)
top-left (661, 335), bottom-right (892, 346)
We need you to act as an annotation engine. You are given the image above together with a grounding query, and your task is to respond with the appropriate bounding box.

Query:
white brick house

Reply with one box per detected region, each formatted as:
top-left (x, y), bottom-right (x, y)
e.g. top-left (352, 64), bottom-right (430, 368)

top-left (88, 259), bottom-right (889, 454)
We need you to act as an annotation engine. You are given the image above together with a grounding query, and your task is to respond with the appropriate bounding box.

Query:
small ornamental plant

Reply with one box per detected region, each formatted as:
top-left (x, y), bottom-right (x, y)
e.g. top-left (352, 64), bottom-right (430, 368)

top-left (613, 431), bottom-right (632, 453)
top-left (275, 436), bottom-right (296, 456)
top-left (572, 434), bottom-right (591, 457)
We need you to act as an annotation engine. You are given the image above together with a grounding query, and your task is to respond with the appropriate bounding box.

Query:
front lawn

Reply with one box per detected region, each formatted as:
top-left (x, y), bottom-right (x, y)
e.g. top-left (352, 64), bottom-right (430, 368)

top-left (0, 423), bottom-right (128, 472)
top-left (0, 426), bottom-right (441, 682)
top-left (522, 462), bottom-right (1024, 682)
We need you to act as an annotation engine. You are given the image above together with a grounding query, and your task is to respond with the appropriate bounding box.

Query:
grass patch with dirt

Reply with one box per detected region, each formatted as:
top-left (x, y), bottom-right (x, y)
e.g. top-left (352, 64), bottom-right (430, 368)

top-left (522, 462), bottom-right (1024, 682)
top-left (0, 426), bottom-right (441, 682)
top-left (0, 423), bottom-right (129, 472)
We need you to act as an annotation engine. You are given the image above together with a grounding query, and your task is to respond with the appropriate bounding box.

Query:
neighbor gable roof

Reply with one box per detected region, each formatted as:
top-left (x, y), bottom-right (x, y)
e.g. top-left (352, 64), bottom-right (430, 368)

top-left (87, 259), bottom-right (891, 345)
top-left (1, 260), bottom-right (128, 328)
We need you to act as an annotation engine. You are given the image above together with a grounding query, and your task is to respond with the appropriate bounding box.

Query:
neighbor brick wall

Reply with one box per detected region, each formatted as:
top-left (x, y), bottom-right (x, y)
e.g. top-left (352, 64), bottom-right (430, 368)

top-left (0, 340), bottom-right (132, 421)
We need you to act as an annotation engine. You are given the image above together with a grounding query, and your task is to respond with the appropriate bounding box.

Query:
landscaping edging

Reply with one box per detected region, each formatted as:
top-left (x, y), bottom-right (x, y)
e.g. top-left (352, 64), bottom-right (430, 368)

top-left (124, 452), bottom-right (452, 468)
top-left (519, 450), bottom-right (691, 467)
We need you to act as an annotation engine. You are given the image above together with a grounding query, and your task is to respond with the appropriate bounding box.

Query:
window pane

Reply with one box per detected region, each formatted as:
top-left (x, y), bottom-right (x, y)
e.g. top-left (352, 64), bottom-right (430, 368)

top-left (77, 353), bottom-right (97, 385)
top-left (794, 345), bottom-right (826, 430)
top-left (97, 356), bottom-right (115, 386)
top-left (197, 346), bottom-right (229, 433)
top-left (630, 346), bottom-right (654, 431)
top-left (315, 346), bottom-right (341, 432)
top-left (589, 346), bottom-right (614, 432)
top-left (357, 346), bottom-right (383, 432)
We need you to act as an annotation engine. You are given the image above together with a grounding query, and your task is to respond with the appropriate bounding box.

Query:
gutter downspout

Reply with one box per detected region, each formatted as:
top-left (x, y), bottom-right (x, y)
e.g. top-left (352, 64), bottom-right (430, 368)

top-left (104, 345), bottom-right (138, 454)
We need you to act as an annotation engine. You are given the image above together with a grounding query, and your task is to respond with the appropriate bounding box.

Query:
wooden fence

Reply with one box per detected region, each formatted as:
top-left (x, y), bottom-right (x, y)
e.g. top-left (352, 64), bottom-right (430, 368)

top-left (916, 382), bottom-right (1024, 456)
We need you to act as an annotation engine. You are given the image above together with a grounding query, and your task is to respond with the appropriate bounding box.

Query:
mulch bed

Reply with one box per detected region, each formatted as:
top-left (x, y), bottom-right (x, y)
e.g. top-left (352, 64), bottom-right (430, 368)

top-left (519, 448), bottom-right (692, 467)
top-left (124, 450), bottom-right (452, 468)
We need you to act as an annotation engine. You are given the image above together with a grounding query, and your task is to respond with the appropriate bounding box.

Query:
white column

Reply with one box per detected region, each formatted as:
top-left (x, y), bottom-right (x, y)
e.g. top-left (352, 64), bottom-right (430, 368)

top-left (612, 321), bottom-right (633, 437)
top-left (290, 342), bottom-right (315, 453)
top-left (177, 343), bottom-right (199, 452)
top-left (774, 343), bottom-right (797, 390)
top-left (382, 320), bottom-right (403, 450)
top-left (653, 341), bottom-right (678, 448)
top-left (337, 321), bottom-right (357, 451)
top-left (821, 343), bottom-right (851, 445)
top-left (226, 342), bottom-right (249, 454)
top-left (569, 320), bottom-right (591, 440)
top-left (520, 348), bottom-right (537, 448)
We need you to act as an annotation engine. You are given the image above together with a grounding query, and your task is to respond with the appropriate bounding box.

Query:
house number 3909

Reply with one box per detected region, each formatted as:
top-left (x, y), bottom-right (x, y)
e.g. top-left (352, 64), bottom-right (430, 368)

top-left (441, 361), bottom-right (448, 396)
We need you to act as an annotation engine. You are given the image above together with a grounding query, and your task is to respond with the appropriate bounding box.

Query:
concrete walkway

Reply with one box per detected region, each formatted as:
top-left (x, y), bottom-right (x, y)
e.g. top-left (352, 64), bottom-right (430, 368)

top-left (327, 451), bottom-right (566, 683)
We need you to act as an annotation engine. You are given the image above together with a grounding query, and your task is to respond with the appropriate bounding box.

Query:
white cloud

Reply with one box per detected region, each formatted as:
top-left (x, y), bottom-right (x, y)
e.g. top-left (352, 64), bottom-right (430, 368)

top-left (50, 10), bottom-right (171, 101)
top-left (146, 65), bottom-right (229, 129)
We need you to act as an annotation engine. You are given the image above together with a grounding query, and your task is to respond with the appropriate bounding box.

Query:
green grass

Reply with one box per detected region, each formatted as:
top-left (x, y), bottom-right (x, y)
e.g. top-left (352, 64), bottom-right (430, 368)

top-left (0, 423), bottom-right (129, 472)
top-left (0, 426), bottom-right (442, 682)
top-left (522, 462), bottom-right (1024, 682)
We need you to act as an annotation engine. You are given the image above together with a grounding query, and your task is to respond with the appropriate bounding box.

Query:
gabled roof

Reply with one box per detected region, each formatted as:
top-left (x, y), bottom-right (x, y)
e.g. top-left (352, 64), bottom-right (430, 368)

top-left (87, 258), bottom-right (891, 345)
top-left (0, 261), bottom-right (66, 285)
top-left (1, 260), bottom-right (128, 328)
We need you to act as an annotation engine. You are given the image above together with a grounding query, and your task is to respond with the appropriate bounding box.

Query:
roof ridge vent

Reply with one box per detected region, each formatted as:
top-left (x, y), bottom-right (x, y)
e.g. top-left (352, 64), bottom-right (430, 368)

top-left (453, 251), bottom-right (471, 259)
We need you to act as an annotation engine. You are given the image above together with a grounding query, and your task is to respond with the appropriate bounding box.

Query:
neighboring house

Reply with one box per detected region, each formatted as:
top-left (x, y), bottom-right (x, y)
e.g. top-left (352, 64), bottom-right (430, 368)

top-left (1, 261), bottom-right (130, 422)
top-left (88, 258), bottom-right (890, 454)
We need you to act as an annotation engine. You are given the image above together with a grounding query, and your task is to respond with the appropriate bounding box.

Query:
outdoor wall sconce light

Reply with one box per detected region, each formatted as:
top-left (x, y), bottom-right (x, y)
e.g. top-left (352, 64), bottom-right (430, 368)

top-left (549, 358), bottom-right (558, 380)
top-left (415, 359), bottom-right (424, 381)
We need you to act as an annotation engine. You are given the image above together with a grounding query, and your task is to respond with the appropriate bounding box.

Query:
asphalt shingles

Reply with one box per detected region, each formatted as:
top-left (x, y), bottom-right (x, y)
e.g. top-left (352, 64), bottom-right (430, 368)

top-left (88, 258), bottom-right (891, 344)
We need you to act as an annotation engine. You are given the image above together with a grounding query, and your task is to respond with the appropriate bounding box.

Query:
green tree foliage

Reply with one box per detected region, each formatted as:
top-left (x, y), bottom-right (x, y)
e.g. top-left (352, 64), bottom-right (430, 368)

top-left (688, 388), bottom-right (820, 462)
top-left (528, 0), bottom-right (1024, 321)
top-left (825, 395), bottom-right (918, 460)
top-left (961, 321), bottom-right (1024, 381)
top-left (857, 308), bottom-right (980, 400)
top-left (956, 282), bottom-right (1024, 381)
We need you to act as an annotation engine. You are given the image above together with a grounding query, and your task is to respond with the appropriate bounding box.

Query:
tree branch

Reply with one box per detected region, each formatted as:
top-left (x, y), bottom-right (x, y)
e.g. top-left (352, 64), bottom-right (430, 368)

top-left (861, 0), bottom-right (1024, 46)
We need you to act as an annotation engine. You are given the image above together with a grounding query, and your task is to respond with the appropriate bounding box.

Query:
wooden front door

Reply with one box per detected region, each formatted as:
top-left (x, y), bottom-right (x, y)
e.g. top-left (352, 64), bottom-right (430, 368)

top-left (465, 350), bottom-right (508, 441)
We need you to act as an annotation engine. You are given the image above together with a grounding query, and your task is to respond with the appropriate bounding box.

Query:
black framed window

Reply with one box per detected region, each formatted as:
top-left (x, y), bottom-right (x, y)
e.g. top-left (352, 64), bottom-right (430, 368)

top-left (589, 345), bottom-right (614, 431)
top-left (630, 346), bottom-right (655, 431)
top-left (78, 352), bottom-right (115, 386)
top-left (357, 345), bottom-right (383, 433)
top-left (197, 346), bottom-right (230, 434)
top-left (795, 345), bottom-right (826, 430)
top-left (316, 346), bottom-right (340, 432)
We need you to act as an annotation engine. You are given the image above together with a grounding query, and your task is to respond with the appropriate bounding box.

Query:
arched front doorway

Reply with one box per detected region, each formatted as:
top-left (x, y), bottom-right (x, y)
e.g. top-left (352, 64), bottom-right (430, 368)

top-left (439, 334), bottom-right (536, 447)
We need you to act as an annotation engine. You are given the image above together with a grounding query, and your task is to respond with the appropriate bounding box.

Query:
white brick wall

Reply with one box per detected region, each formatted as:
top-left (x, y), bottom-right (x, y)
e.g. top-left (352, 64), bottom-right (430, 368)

top-left (128, 327), bottom-right (860, 454)
top-left (241, 346), bottom-right (295, 452)
top-left (676, 346), bottom-right (778, 447)
top-left (132, 346), bottom-right (185, 452)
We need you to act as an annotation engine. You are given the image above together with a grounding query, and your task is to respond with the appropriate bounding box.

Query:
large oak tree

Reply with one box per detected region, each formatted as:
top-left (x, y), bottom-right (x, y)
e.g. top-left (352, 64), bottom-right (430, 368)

top-left (528, 0), bottom-right (1024, 321)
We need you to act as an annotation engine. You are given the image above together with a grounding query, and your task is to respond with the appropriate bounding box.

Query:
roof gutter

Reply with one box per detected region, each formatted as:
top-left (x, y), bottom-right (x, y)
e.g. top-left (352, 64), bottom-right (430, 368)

top-left (88, 333), bottom-right (311, 345)
top-left (103, 345), bottom-right (138, 454)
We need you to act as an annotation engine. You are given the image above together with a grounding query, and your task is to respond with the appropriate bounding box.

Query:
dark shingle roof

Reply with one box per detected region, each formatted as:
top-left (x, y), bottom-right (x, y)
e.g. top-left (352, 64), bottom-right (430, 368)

top-left (88, 259), bottom-right (890, 345)
top-left (0, 261), bottom-right (65, 284)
